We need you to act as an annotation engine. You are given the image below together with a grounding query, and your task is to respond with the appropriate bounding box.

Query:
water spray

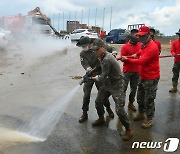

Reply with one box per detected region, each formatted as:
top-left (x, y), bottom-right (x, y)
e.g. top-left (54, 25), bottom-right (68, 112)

top-left (20, 85), bottom-right (80, 141)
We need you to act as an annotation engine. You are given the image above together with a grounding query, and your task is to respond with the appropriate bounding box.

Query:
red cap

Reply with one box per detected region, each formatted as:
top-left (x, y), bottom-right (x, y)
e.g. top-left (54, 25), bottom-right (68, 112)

top-left (138, 26), bottom-right (150, 36)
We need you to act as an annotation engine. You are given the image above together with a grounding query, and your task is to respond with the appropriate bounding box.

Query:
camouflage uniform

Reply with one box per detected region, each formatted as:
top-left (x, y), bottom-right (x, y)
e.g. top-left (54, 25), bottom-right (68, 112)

top-left (124, 72), bottom-right (139, 103)
top-left (172, 62), bottom-right (180, 86)
top-left (80, 49), bottom-right (110, 113)
top-left (105, 44), bottom-right (117, 53)
top-left (95, 51), bottom-right (130, 128)
top-left (121, 41), bottom-right (141, 104)
top-left (169, 38), bottom-right (180, 92)
top-left (137, 78), bottom-right (159, 118)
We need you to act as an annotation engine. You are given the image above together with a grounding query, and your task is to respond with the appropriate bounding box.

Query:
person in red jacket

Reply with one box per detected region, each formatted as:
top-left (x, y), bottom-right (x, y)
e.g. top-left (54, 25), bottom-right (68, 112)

top-left (150, 28), bottom-right (162, 55)
top-left (169, 29), bottom-right (180, 93)
top-left (120, 29), bottom-right (141, 111)
top-left (99, 30), bottom-right (105, 41)
top-left (121, 26), bottom-right (160, 129)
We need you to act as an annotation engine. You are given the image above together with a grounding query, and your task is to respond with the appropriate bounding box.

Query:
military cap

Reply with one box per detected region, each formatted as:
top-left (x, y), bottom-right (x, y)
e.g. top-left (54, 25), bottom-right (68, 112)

top-left (90, 38), bottom-right (105, 51)
top-left (76, 37), bottom-right (90, 47)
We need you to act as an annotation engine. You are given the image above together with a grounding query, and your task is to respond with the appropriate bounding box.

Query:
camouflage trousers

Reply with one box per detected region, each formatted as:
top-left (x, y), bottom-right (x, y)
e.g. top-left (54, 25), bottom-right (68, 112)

top-left (95, 80), bottom-right (130, 128)
top-left (137, 78), bottom-right (159, 119)
top-left (82, 80), bottom-right (110, 113)
top-left (172, 62), bottom-right (180, 86)
top-left (124, 72), bottom-right (139, 103)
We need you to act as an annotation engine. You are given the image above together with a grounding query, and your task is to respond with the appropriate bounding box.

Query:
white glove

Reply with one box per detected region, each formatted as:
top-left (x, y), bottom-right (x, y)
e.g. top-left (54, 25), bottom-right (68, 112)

top-left (94, 75), bottom-right (99, 81)
top-left (86, 67), bottom-right (92, 72)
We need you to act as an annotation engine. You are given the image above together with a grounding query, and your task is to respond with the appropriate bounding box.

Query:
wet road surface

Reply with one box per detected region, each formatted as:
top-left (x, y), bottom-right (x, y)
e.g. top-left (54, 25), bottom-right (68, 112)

top-left (0, 41), bottom-right (179, 154)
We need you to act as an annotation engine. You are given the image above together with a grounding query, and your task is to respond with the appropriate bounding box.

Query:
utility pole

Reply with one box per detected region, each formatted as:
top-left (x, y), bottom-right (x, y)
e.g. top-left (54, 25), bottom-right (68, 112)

top-left (53, 14), bottom-right (55, 27)
top-left (102, 8), bottom-right (105, 30)
top-left (58, 13), bottom-right (60, 32)
top-left (110, 7), bottom-right (112, 31)
top-left (88, 9), bottom-right (90, 27)
top-left (75, 11), bottom-right (77, 29)
top-left (95, 8), bottom-right (97, 27)
top-left (69, 11), bottom-right (71, 21)
top-left (81, 10), bottom-right (83, 28)
top-left (68, 11), bottom-right (71, 32)
top-left (63, 12), bottom-right (64, 31)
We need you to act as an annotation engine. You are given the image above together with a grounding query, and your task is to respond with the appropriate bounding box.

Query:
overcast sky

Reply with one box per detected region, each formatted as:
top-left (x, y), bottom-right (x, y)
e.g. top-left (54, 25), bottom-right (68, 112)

top-left (0, 0), bottom-right (179, 36)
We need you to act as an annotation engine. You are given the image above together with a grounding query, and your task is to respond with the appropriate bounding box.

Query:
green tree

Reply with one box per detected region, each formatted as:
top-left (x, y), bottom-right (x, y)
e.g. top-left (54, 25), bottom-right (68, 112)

top-left (155, 29), bottom-right (164, 37)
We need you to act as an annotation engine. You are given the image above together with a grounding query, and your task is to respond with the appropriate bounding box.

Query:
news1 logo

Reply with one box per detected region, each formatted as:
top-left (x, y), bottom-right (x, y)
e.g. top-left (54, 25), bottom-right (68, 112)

top-left (164, 138), bottom-right (179, 152)
top-left (132, 138), bottom-right (179, 152)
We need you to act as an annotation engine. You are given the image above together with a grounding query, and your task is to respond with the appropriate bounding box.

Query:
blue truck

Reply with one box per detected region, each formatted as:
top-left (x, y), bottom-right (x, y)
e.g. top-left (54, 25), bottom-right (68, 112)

top-left (106, 28), bottom-right (129, 44)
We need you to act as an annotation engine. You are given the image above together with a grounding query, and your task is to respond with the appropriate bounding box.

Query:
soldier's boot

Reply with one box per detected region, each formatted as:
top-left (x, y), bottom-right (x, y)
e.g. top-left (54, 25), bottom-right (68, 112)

top-left (133, 113), bottom-right (145, 121)
top-left (79, 113), bottom-right (88, 123)
top-left (106, 107), bottom-right (114, 118)
top-left (92, 115), bottom-right (105, 127)
top-left (122, 126), bottom-right (133, 141)
top-left (128, 102), bottom-right (136, 111)
top-left (141, 118), bottom-right (153, 129)
top-left (169, 86), bottom-right (177, 93)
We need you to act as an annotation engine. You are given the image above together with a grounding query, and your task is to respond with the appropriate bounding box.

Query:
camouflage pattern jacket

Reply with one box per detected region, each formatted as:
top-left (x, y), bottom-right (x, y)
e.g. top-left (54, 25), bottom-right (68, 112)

top-left (97, 51), bottom-right (124, 88)
top-left (80, 49), bottom-right (101, 76)
top-left (105, 44), bottom-right (117, 53)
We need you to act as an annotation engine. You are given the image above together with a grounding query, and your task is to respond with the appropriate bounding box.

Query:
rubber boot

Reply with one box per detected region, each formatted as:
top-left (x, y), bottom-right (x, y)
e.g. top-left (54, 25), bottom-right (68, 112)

top-left (133, 113), bottom-right (145, 121)
top-left (128, 102), bottom-right (136, 111)
top-left (122, 126), bottom-right (133, 141)
top-left (106, 107), bottom-right (114, 118)
top-left (92, 115), bottom-right (105, 127)
top-left (141, 118), bottom-right (153, 129)
top-left (79, 113), bottom-right (88, 123)
top-left (169, 86), bottom-right (177, 93)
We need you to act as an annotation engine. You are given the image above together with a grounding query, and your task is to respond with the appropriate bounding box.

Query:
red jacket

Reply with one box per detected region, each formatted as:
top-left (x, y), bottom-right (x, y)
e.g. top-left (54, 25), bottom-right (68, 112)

top-left (154, 40), bottom-right (161, 54)
top-left (127, 40), bottom-right (160, 80)
top-left (171, 39), bottom-right (180, 62)
top-left (121, 42), bottom-right (141, 72)
top-left (100, 31), bottom-right (105, 38)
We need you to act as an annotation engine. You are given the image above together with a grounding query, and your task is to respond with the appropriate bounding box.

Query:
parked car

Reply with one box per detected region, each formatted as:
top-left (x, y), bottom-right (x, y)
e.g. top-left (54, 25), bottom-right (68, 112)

top-left (106, 29), bottom-right (129, 44)
top-left (0, 27), bottom-right (12, 41)
top-left (0, 32), bottom-right (8, 49)
top-left (70, 29), bottom-right (98, 41)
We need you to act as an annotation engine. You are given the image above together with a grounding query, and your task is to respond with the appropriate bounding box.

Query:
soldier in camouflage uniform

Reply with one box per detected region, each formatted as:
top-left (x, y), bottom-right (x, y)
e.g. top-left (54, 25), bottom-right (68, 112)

top-left (76, 37), bottom-right (114, 123)
top-left (169, 29), bottom-right (180, 93)
top-left (91, 38), bottom-right (133, 141)
top-left (120, 29), bottom-right (141, 111)
top-left (121, 26), bottom-right (160, 129)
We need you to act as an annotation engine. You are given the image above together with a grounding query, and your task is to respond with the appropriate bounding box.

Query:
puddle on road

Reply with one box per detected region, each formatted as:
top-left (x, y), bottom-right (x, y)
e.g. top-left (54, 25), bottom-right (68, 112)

top-left (0, 127), bottom-right (43, 150)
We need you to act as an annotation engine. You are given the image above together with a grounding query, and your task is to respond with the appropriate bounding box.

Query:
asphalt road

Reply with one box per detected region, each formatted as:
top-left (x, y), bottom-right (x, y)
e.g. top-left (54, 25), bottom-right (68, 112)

top-left (0, 40), bottom-right (179, 154)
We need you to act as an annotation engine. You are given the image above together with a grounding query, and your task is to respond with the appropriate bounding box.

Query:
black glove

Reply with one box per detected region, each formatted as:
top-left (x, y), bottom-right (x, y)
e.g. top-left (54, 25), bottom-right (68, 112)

top-left (83, 75), bottom-right (91, 83)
